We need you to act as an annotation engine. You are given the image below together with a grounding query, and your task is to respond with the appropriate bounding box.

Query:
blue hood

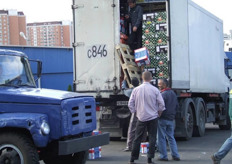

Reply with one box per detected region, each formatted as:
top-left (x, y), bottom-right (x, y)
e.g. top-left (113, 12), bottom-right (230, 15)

top-left (0, 88), bottom-right (91, 104)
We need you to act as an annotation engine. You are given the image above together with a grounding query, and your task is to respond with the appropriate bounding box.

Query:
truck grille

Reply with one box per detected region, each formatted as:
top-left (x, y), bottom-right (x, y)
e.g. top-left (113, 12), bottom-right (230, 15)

top-left (61, 97), bottom-right (96, 136)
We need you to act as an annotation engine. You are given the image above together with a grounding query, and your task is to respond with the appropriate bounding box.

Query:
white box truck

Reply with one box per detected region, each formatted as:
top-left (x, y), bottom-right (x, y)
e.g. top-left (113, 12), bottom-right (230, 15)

top-left (72, 0), bottom-right (230, 139)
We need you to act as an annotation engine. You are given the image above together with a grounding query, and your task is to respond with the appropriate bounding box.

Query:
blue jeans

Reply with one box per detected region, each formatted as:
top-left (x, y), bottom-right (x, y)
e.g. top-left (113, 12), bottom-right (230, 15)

top-left (158, 119), bottom-right (180, 159)
top-left (214, 131), bottom-right (232, 160)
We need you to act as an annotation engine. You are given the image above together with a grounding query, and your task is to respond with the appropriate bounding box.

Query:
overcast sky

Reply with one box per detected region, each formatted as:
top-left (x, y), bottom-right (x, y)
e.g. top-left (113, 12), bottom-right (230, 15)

top-left (1, 0), bottom-right (232, 33)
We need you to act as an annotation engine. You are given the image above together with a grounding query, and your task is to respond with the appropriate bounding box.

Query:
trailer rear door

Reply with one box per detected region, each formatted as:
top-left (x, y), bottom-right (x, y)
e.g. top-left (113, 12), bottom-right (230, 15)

top-left (73, 0), bottom-right (118, 95)
top-left (169, 0), bottom-right (190, 89)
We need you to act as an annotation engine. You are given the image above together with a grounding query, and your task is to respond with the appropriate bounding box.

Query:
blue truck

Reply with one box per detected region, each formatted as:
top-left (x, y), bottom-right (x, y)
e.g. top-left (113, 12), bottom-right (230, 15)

top-left (0, 49), bottom-right (109, 164)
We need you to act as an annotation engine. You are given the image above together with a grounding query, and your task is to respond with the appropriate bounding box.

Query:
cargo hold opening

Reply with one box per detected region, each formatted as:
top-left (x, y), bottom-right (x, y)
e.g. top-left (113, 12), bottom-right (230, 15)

top-left (119, 0), bottom-right (169, 86)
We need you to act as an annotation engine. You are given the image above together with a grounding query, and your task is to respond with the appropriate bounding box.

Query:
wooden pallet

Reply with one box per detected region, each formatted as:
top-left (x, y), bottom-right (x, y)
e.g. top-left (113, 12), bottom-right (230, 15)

top-left (115, 44), bottom-right (142, 88)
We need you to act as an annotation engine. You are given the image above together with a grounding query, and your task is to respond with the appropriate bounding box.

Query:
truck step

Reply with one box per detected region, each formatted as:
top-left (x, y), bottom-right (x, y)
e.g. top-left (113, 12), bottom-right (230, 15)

top-left (115, 44), bottom-right (142, 88)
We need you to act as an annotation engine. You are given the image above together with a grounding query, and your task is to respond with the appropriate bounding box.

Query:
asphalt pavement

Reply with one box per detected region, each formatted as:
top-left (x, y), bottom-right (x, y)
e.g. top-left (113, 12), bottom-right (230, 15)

top-left (86, 124), bottom-right (232, 164)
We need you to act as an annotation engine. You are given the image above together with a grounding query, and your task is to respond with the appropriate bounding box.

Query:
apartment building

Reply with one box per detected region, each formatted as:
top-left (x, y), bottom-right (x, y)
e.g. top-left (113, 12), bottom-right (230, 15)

top-left (0, 9), bottom-right (27, 46)
top-left (27, 21), bottom-right (72, 47)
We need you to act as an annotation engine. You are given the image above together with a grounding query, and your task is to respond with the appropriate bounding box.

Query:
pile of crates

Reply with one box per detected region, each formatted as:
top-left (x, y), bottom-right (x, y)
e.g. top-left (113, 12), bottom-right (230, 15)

top-left (142, 11), bottom-right (169, 79)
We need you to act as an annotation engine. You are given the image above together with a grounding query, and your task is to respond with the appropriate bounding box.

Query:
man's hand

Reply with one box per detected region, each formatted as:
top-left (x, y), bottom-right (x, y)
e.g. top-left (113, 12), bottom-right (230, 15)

top-left (158, 111), bottom-right (163, 117)
top-left (133, 26), bottom-right (137, 32)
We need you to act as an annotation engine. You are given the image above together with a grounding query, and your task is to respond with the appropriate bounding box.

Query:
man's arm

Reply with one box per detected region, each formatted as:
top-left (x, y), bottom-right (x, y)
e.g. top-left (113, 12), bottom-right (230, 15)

top-left (128, 90), bottom-right (136, 113)
top-left (122, 78), bottom-right (132, 97)
top-left (157, 91), bottom-right (166, 116)
top-left (121, 80), bottom-right (128, 90)
top-left (134, 6), bottom-right (143, 29)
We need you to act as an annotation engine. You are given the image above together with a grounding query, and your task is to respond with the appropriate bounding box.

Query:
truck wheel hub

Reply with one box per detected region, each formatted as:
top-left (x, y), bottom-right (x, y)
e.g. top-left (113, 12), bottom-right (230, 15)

top-left (0, 145), bottom-right (23, 164)
top-left (0, 151), bottom-right (20, 164)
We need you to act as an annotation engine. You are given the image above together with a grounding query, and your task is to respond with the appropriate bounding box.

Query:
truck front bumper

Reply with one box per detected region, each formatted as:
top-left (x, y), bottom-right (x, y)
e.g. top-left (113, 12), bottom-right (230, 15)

top-left (58, 132), bottom-right (110, 155)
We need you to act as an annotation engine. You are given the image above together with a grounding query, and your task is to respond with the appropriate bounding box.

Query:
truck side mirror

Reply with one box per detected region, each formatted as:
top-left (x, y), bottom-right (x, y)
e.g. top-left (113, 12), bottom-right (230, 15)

top-left (37, 61), bottom-right (42, 78)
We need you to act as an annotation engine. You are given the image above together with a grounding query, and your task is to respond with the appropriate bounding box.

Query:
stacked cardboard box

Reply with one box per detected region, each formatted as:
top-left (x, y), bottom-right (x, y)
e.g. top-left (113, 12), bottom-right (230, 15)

top-left (89, 147), bottom-right (102, 159)
top-left (140, 142), bottom-right (149, 154)
top-left (142, 11), bottom-right (169, 79)
top-left (135, 47), bottom-right (150, 66)
top-left (88, 131), bottom-right (102, 160)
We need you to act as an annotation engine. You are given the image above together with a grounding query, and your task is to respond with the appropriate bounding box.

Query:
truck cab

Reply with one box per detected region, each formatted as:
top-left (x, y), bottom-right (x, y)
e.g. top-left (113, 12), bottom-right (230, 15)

top-left (0, 49), bottom-right (109, 164)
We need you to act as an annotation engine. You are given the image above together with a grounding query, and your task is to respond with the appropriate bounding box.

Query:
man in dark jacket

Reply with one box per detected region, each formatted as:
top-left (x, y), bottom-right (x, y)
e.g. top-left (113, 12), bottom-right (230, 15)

top-left (126, 0), bottom-right (143, 52)
top-left (157, 79), bottom-right (180, 161)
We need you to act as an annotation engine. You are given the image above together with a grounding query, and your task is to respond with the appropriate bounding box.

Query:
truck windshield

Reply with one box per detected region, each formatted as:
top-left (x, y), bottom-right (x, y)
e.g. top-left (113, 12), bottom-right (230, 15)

top-left (0, 55), bottom-right (36, 87)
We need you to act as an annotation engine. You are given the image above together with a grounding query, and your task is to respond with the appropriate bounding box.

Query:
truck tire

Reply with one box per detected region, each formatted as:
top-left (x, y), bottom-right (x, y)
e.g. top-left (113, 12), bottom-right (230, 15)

top-left (219, 114), bottom-right (231, 130)
top-left (182, 98), bottom-right (194, 140)
top-left (75, 151), bottom-right (89, 164)
top-left (193, 98), bottom-right (206, 137)
top-left (219, 97), bottom-right (231, 130)
top-left (43, 151), bottom-right (88, 164)
top-left (0, 131), bottom-right (39, 164)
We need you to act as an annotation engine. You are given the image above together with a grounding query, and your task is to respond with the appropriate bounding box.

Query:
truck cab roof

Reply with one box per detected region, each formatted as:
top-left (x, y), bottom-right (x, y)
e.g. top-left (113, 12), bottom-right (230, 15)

top-left (0, 49), bottom-right (28, 58)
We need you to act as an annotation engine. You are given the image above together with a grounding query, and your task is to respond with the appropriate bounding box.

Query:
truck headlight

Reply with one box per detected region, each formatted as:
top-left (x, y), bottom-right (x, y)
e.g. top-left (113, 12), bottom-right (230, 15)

top-left (41, 121), bottom-right (50, 135)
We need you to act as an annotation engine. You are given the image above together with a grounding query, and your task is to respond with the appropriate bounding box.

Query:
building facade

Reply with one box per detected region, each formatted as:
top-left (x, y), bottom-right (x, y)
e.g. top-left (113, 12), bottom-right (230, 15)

top-left (0, 10), bottom-right (27, 46)
top-left (27, 21), bottom-right (72, 47)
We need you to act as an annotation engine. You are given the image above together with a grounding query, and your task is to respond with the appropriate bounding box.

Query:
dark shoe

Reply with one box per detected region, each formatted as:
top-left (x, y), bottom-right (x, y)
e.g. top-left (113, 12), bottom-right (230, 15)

top-left (172, 157), bottom-right (180, 161)
top-left (211, 155), bottom-right (220, 164)
top-left (158, 158), bottom-right (168, 161)
top-left (123, 148), bottom-right (132, 152)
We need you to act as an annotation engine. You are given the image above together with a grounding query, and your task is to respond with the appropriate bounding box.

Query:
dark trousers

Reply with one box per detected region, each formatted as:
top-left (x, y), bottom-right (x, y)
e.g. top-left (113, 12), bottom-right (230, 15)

top-left (127, 28), bottom-right (142, 52)
top-left (131, 118), bottom-right (158, 160)
top-left (127, 113), bottom-right (147, 149)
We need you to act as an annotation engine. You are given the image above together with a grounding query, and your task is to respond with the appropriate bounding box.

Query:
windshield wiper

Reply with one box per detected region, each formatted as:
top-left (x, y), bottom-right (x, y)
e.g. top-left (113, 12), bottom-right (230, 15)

top-left (18, 83), bottom-right (36, 88)
top-left (0, 84), bottom-right (20, 88)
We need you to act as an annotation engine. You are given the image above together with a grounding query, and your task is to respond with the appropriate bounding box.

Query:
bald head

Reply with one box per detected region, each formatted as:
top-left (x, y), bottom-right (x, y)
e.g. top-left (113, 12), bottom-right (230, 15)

top-left (142, 71), bottom-right (152, 82)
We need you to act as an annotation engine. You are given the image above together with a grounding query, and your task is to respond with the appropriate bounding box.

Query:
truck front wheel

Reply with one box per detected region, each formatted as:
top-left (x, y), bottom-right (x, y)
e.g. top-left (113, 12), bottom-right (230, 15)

top-left (0, 132), bottom-right (39, 164)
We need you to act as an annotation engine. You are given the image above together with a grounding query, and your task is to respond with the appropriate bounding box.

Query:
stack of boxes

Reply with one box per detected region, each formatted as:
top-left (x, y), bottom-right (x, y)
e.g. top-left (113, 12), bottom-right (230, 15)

top-left (88, 131), bottom-right (102, 160)
top-left (140, 142), bottom-right (149, 154)
top-left (89, 147), bottom-right (102, 160)
top-left (142, 11), bottom-right (169, 79)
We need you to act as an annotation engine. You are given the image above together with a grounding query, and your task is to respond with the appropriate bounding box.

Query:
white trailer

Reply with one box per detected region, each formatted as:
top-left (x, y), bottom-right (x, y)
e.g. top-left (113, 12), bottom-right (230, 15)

top-left (72, 0), bottom-right (230, 139)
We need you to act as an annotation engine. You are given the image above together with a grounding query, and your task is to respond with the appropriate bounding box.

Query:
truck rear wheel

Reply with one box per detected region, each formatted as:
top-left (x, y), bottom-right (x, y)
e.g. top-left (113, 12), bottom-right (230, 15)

top-left (0, 131), bottom-right (39, 164)
top-left (193, 98), bottom-right (206, 137)
top-left (182, 98), bottom-right (194, 140)
top-left (43, 151), bottom-right (88, 164)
